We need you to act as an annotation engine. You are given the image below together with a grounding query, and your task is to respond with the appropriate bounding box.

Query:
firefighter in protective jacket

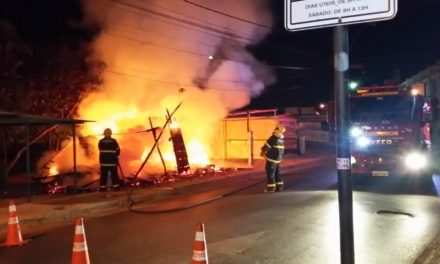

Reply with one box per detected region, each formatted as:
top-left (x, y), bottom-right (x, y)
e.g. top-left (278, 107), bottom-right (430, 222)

top-left (261, 124), bottom-right (285, 192)
top-left (98, 128), bottom-right (121, 191)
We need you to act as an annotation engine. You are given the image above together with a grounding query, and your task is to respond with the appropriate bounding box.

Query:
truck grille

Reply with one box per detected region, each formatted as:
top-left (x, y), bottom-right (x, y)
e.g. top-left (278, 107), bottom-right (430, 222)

top-left (366, 145), bottom-right (401, 155)
top-left (366, 163), bottom-right (396, 171)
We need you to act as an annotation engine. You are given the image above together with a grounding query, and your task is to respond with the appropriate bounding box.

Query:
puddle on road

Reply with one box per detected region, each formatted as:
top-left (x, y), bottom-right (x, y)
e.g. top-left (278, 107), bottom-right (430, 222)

top-left (376, 209), bottom-right (414, 218)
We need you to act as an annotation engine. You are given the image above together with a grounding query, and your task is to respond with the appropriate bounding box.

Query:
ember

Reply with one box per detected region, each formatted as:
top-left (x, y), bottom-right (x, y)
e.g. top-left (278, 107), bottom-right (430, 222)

top-left (47, 182), bottom-right (66, 195)
top-left (48, 165), bottom-right (59, 177)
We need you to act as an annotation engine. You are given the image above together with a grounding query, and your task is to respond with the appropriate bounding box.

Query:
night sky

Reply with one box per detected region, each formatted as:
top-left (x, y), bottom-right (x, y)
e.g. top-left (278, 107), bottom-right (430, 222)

top-left (251, 0), bottom-right (440, 108)
top-left (1, 0), bottom-right (440, 110)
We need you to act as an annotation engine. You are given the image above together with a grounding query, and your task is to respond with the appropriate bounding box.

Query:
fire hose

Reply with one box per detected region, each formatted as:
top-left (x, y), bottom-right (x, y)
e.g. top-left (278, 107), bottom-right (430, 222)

top-left (126, 179), bottom-right (265, 214)
top-left (125, 158), bottom-right (330, 214)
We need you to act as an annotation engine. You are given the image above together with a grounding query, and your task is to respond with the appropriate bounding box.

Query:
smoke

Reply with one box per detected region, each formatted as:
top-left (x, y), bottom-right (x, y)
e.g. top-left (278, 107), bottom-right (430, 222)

top-left (49, 0), bottom-right (275, 176)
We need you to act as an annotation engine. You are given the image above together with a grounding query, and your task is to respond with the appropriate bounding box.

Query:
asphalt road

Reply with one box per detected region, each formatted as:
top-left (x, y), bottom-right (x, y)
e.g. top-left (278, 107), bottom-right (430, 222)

top-left (1, 158), bottom-right (440, 264)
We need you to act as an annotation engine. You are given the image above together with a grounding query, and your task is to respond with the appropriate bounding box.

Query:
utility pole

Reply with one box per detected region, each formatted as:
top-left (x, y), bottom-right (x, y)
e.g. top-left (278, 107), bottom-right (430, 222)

top-left (333, 25), bottom-right (354, 264)
top-left (285, 2), bottom-right (397, 263)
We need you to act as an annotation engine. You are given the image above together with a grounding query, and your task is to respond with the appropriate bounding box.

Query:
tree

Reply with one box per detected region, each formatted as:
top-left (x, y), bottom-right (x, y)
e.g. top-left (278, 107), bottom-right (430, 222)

top-left (0, 3), bottom-right (105, 178)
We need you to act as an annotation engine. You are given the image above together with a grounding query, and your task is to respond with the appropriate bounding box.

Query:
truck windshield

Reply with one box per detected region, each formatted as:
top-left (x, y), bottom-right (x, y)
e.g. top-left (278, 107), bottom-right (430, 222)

top-left (350, 95), bottom-right (416, 122)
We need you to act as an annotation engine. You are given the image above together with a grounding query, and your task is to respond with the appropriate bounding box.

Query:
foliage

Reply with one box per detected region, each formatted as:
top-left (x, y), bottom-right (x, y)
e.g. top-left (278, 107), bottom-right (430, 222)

top-left (0, 0), bottom-right (105, 175)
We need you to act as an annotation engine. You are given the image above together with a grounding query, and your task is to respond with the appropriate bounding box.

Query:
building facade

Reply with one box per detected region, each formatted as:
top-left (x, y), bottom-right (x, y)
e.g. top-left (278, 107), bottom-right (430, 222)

top-left (402, 60), bottom-right (440, 146)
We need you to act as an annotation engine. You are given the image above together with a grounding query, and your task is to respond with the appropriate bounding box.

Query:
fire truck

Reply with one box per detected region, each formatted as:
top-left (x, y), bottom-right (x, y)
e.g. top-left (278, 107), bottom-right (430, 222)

top-left (350, 86), bottom-right (434, 177)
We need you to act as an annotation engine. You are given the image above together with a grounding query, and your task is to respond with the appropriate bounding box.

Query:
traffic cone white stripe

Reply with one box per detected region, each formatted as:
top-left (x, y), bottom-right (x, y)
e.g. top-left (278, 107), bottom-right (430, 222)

top-left (73, 242), bottom-right (88, 252)
top-left (193, 251), bottom-right (207, 261)
top-left (75, 225), bottom-right (85, 235)
top-left (10, 204), bottom-right (17, 211)
top-left (8, 217), bottom-right (19, 225)
top-left (195, 231), bottom-right (204, 241)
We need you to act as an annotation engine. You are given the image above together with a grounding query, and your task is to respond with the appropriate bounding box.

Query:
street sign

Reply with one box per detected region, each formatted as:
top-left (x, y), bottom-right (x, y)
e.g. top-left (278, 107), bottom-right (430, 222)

top-left (285, 0), bottom-right (398, 31)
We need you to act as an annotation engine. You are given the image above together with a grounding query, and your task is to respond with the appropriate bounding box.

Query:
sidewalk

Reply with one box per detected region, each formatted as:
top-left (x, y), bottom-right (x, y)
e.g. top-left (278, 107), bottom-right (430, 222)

top-left (416, 235), bottom-right (440, 264)
top-left (0, 145), bottom-right (334, 235)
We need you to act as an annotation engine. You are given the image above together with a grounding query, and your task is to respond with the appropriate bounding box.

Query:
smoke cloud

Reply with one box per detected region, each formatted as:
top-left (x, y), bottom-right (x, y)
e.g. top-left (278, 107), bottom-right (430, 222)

top-left (51, 0), bottom-right (275, 176)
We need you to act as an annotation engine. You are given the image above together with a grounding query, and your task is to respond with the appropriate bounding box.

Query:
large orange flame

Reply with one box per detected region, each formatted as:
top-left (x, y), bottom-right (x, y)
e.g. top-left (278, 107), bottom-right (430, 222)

top-left (42, 0), bottom-right (273, 177)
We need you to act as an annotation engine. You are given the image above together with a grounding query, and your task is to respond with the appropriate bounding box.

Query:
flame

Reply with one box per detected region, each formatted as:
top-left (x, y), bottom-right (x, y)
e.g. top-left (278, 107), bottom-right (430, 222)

top-left (44, 0), bottom-right (274, 177)
top-left (137, 139), bottom-right (209, 171)
top-left (49, 165), bottom-right (59, 176)
top-left (84, 105), bottom-right (140, 136)
top-left (140, 148), bottom-right (149, 162)
top-left (187, 140), bottom-right (209, 166)
top-left (169, 120), bottom-right (180, 130)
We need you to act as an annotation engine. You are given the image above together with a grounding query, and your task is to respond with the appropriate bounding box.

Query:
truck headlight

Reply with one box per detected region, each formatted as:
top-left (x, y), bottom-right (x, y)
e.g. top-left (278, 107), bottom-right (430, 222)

top-left (350, 127), bottom-right (363, 138)
top-left (356, 136), bottom-right (370, 148)
top-left (351, 156), bottom-right (357, 165)
top-left (404, 152), bottom-right (428, 170)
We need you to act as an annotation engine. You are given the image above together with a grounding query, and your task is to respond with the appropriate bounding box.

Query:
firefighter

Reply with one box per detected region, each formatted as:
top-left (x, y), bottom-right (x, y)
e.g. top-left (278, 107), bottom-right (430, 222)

top-left (98, 128), bottom-right (121, 191)
top-left (261, 124), bottom-right (285, 193)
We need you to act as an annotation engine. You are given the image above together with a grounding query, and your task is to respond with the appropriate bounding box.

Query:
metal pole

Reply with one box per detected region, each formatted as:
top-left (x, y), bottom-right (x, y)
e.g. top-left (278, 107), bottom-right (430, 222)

top-left (247, 112), bottom-right (254, 165)
top-left (250, 131), bottom-right (254, 165)
top-left (149, 117), bottom-right (167, 175)
top-left (247, 131), bottom-right (252, 166)
top-left (247, 111), bottom-right (250, 132)
top-left (25, 123), bottom-right (31, 202)
top-left (72, 125), bottom-right (77, 194)
top-left (334, 25), bottom-right (354, 264)
top-left (224, 120), bottom-right (228, 160)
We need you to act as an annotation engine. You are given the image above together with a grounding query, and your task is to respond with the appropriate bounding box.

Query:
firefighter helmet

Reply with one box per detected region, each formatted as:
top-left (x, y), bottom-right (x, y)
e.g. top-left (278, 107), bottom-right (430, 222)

top-left (274, 123), bottom-right (286, 134)
top-left (103, 128), bottom-right (112, 137)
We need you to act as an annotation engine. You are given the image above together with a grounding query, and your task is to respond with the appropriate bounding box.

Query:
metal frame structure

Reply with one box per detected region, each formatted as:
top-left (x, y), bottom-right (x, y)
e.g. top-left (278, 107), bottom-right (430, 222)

top-left (0, 112), bottom-right (93, 202)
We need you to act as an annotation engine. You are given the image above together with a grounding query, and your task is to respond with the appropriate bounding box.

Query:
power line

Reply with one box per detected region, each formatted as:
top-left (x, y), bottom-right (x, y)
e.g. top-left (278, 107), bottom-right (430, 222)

top-left (94, 0), bottom-right (319, 65)
top-left (103, 31), bottom-right (209, 57)
top-left (108, 0), bottom-right (254, 42)
top-left (91, 0), bottom-right (250, 45)
top-left (104, 69), bottom-right (249, 93)
top-left (108, 64), bottom-right (250, 84)
top-left (107, 17), bottom-right (218, 49)
top-left (102, 30), bottom-right (260, 67)
top-left (104, 30), bottom-right (309, 72)
top-left (274, 66), bottom-right (309, 70)
top-left (140, 0), bottom-right (256, 40)
top-left (140, 10), bottom-right (250, 46)
top-left (100, 0), bottom-right (312, 70)
top-left (183, 0), bottom-right (271, 29)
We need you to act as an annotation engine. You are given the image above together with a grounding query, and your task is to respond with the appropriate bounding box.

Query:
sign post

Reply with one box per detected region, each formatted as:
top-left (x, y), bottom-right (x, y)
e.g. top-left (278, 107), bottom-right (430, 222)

top-left (284, 1), bottom-right (398, 263)
top-left (334, 25), bottom-right (354, 264)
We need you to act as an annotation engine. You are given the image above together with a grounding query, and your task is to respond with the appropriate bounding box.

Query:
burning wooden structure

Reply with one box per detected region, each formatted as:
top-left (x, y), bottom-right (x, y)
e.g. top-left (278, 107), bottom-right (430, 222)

top-left (40, 103), bottom-right (195, 193)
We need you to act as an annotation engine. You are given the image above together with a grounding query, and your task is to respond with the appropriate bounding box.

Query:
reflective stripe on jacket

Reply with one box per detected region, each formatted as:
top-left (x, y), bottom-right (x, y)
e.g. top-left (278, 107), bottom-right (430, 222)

top-left (98, 138), bottom-right (120, 166)
top-left (261, 133), bottom-right (284, 163)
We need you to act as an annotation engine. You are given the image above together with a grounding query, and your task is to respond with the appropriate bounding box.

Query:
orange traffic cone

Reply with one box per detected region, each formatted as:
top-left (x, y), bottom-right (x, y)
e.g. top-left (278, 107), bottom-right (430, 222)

top-left (1, 200), bottom-right (29, 247)
top-left (71, 218), bottom-right (90, 264)
top-left (192, 223), bottom-right (209, 264)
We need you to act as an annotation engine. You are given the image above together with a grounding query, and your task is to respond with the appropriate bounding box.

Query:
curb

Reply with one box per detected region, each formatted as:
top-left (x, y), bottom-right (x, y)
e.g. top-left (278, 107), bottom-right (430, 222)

top-left (0, 156), bottom-right (330, 234)
top-left (415, 236), bottom-right (440, 264)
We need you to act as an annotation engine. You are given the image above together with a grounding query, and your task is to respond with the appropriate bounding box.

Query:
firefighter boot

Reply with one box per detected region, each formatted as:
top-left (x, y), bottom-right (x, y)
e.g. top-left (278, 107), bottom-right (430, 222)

top-left (275, 182), bottom-right (284, 192)
top-left (264, 184), bottom-right (276, 193)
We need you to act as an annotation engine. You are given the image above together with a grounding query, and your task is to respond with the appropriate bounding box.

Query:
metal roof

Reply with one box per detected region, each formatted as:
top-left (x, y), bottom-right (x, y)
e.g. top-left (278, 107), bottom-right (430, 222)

top-left (0, 111), bottom-right (94, 125)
